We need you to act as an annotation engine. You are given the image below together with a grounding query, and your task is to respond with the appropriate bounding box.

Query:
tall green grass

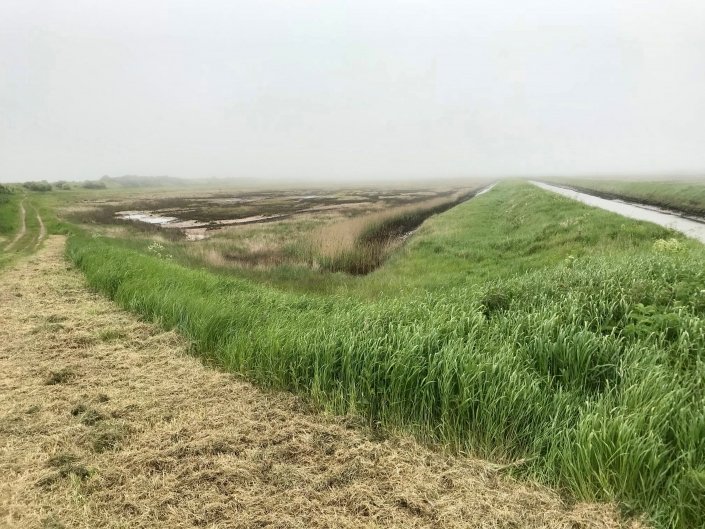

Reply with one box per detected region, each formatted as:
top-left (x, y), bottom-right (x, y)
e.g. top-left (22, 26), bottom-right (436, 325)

top-left (67, 182), bottom-right (705, 527)
top-left (0, 191), bottom-right (21, 269)
top-left (0, 190), bottom-right (18, 237)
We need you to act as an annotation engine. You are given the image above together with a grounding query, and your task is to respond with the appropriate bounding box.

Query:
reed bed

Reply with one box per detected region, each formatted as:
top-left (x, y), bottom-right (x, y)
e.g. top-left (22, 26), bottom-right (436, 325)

top-left (309, 190), bottom-right (479, 274)
top-left (170, 189), bottom-right (480, 276)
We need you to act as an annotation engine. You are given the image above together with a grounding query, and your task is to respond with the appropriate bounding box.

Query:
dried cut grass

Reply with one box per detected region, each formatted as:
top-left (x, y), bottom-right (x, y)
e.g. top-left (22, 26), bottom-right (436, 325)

top-left (0, 237), bottom-right (642, 528)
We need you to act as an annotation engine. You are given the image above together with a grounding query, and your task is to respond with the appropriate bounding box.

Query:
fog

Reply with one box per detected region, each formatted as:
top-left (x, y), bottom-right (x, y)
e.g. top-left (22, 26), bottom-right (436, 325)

top-left (2, 0), bottom-right (705, 183)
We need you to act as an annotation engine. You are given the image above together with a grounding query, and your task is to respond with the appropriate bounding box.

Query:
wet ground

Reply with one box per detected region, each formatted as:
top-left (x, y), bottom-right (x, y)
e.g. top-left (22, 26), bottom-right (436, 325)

top-left (72, 187), bottom-right (473, 242)
top-left (532, 181), bottom-right (705, 244)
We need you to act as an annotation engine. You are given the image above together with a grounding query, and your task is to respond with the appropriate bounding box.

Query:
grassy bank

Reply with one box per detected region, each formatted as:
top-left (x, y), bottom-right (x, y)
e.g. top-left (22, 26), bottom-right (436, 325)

top-left (0, 187), bottom-right (20, 234)
top-left (67, 182), bottom-right (705, 527)
top-left (0, 187), bottom-right (70, 269)
top-left (550, 179), bottom-right (705, 218)
top-left (0, 191), bottom-right (22, 269)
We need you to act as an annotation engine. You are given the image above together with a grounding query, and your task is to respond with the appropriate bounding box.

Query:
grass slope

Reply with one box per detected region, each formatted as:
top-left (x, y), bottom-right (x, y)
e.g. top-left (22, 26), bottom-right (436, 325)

top-left (0, 192), bottom-right (23, 269)
top-left (67, 182), bottom-right (705, 528)
top-left (0, 192), bottom-right (19, 236)
top-left (365, 181), bottom-right (670, 293)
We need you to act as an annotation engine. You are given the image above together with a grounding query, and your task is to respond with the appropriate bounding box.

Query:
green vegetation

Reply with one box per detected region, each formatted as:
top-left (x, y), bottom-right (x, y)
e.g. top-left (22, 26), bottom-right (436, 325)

top-left (80, 180), bottom-right (107, 189)
top-left (0, 191), bottom-right (18, 235)
top-left (554, 178), bottom-right (705, 217)
top-left (0, 191), bottom-right (20, 268)
top-left (0, 188), bottom-right (62, 269)
top-left (66, 181), bottom-right (705, 527)
top-left (22, 180), bottom-right (53, 192)
top-left (54, 181), bottom-right (72, 190)
top-left (131, 180), bottom-right (653, 295)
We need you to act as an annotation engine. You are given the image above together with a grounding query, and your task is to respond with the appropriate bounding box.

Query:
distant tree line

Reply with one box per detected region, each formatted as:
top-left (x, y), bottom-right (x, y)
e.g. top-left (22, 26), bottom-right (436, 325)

top-left (101, 174), bottom-right (182, 187)
top-left (81, 180), bottom-right (107, 189)
top-left (10, 175), bottom-right (191, 191)
top-left (7, 175), bottom-right (184, 191)
top-left (22, 180), bottom-right (53, 192)
top-left (18, 179), bottom-right (109, 191)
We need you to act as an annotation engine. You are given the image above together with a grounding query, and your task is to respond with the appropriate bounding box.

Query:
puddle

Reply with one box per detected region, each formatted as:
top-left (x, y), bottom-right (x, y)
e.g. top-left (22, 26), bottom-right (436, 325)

top-left (532, 181), bottom-right (705, 244)
top-left (116, 211), bottom-right (178, 224)
top-left (115, 210), bottom-right (286, 240)
top-left (475, 183), bottom-right (496, 197)
top-left (113, 185), bottom-right (497, 242)
top-left (213, 214), bottom-right (284, 226)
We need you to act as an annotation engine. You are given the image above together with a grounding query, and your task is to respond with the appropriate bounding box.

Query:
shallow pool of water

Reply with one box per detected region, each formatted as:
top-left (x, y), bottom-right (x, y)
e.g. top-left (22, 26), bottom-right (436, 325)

top-left (531, 181), bottom-right (705, 244)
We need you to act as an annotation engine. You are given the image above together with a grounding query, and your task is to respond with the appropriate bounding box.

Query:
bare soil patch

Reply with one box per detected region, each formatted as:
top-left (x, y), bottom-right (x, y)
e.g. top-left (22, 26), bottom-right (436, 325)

top-left (35, 210), bottom-right (46, 247)
top-left (0, 237), bottom-right (639, 528)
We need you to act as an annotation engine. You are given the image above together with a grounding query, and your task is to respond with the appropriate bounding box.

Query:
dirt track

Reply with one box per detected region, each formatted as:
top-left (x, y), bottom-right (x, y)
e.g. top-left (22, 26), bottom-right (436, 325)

top-left (0, 237), bottom-right (637, 529)
top-left (35, 209), bottom-right (46, 247)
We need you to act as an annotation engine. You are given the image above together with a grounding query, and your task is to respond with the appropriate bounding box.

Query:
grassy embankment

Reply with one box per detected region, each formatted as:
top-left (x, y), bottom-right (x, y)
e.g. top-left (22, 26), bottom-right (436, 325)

top-left (0, 187), bottom-right (19, 235)
top-left (550, 179), bottom-right (705, 217)
top-left (67, 181), bottom-right (705, 528)
top-left (1, 188), bottom-right (33, 268)
top-left (0, 189), bottom-right (18, 268)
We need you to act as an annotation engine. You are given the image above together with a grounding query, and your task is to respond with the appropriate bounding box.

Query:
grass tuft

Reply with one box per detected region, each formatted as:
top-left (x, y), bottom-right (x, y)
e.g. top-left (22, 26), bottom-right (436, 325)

top-left (90, 422), bottom-right (129, 453)
top-left (45, 368), bottom-right (75, 385)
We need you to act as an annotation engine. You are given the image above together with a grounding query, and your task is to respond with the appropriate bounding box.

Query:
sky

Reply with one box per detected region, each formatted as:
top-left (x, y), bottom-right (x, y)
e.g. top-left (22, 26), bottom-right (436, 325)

top-left (1, 0), bottom-right (705, 183)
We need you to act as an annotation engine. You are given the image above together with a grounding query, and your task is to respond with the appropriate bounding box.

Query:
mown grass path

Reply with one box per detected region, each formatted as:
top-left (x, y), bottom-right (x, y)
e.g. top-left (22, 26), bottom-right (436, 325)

top-left (0, 236), bottom-right (632, 529)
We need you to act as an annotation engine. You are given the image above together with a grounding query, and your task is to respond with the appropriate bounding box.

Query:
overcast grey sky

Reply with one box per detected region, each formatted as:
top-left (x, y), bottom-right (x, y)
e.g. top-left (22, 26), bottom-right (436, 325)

top-left (1, 0), bottom-right (705, 183)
